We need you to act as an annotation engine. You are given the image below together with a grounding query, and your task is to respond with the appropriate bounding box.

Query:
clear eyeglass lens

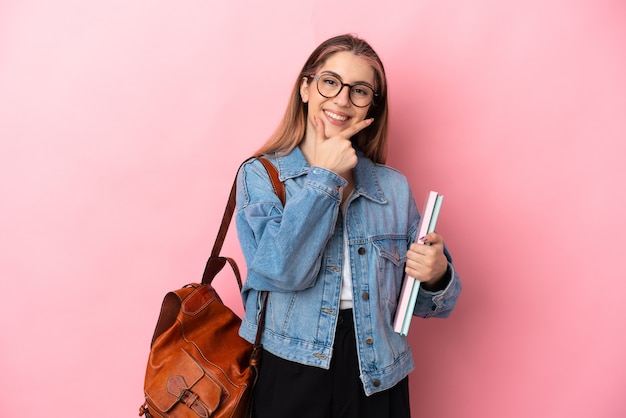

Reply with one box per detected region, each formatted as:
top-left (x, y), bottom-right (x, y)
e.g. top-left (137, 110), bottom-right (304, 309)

top-left (317, 75), bottom-right (373, 107)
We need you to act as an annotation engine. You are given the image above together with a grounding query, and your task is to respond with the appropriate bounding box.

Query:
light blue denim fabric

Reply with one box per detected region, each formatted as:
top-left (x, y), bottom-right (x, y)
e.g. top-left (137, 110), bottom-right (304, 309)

top-left (236, 146), bottom-right (461, 396)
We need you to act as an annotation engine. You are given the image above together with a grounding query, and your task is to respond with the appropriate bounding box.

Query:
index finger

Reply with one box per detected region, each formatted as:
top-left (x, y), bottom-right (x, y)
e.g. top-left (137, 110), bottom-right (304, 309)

top-left (340, 117), bottom-right (374, 139)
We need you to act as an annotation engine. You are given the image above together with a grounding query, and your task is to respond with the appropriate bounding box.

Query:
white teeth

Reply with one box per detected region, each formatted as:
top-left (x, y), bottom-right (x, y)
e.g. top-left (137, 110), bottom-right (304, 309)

top-left (325, 111), bottom-right (348, 121)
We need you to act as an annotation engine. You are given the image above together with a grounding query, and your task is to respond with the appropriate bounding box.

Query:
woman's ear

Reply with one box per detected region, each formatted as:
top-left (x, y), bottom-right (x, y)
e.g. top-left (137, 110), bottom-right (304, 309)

top-left (300, 77), bottom-right (310, 103)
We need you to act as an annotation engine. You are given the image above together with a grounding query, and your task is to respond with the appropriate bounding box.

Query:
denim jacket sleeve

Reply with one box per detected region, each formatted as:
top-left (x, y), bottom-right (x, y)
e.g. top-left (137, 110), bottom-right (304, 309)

top-left (235, 159), bottom-right (346, 296)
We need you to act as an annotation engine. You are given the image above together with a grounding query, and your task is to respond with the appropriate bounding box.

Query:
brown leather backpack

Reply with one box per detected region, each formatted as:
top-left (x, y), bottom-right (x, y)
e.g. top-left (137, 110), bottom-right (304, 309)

top-left (139, 157), bottom-right (284, 418)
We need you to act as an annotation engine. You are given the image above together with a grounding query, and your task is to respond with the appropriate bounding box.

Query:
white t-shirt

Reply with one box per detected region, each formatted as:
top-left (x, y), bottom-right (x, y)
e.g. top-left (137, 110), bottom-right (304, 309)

top-left (339, 200), bottom-right (354, 309)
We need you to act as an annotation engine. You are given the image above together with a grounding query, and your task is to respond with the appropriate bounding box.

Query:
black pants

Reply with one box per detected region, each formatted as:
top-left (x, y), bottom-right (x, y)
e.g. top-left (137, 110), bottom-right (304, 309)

top-left (252, 309), bottom-right (411, 418)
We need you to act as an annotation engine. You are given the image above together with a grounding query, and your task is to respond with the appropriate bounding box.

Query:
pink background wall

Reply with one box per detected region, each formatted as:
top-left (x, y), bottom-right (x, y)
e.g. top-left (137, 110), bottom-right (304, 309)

top-left (1, 1), bottom-right (625, 417)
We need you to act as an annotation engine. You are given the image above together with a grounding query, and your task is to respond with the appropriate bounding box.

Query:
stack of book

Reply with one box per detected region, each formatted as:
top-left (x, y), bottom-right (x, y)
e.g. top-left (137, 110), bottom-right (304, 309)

top-left (393, 191), bottom-right (444, 336)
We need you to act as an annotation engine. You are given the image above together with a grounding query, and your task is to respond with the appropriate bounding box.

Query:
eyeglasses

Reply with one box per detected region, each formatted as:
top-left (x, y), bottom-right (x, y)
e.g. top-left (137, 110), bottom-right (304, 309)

top-left (310, 73), bottom-right (377, 108)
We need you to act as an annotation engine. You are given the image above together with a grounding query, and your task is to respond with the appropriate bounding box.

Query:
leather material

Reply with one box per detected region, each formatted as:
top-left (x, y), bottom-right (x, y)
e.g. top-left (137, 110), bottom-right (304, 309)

top-left (166, 375), bottom-right (210, 418)
top-left (140, 157), bottom-right (284, 418)
top-left (143, 283), bottom-right (251, 417)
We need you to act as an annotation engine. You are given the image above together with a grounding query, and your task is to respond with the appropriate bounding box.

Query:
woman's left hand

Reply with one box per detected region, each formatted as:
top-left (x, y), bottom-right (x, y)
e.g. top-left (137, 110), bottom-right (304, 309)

top-left (405, 232), bottom-right (449, 287)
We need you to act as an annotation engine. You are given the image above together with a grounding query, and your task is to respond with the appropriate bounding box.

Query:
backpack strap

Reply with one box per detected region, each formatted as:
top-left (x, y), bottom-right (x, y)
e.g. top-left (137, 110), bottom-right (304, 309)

top-left (200, 157), bottom-right (284, 369)
top-left (202, 157), bottom-right (285, 287)
top-left (257, 157), bottom-right (285, 205)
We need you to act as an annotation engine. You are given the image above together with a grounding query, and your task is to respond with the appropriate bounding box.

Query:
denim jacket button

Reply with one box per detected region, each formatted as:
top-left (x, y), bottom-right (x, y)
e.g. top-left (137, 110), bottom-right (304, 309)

top-left (366, 337), bottom-right (374, 345)
top-left (362, 292), bottom-right (370, 300)
top-left (373, 379), bottom-right (381, 387)
top-left (358, 247), bottom-right (366, 255)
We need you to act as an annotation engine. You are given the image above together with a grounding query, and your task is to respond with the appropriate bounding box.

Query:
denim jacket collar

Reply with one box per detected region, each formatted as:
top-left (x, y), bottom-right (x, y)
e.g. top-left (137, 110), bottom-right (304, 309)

top-left (274, 146), bottom-right (388, 204)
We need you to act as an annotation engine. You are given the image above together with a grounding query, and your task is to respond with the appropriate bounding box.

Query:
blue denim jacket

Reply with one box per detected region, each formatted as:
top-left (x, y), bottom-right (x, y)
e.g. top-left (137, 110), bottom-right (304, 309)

top-left (236, 147), bottom-right (461, 396)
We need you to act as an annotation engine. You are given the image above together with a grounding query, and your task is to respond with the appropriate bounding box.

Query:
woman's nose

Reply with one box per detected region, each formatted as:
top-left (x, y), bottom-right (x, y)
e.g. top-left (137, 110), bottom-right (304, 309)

top-left (333, 85), bottom-right (352, 107)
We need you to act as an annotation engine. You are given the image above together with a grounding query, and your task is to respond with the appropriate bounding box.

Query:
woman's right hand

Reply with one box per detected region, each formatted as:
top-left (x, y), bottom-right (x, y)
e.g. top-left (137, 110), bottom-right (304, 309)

top-left (311, 115), bottom-right (373, 176)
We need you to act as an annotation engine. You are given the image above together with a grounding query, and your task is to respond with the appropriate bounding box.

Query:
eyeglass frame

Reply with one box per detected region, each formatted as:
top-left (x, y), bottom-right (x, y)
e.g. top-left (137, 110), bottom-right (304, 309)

top-left (308, 72), bottom-right (378, 108)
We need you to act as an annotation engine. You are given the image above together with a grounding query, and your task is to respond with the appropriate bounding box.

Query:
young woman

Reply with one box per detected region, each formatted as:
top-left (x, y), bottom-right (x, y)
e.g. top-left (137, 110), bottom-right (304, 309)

top-left (235, 34), bottom-right (462, 418)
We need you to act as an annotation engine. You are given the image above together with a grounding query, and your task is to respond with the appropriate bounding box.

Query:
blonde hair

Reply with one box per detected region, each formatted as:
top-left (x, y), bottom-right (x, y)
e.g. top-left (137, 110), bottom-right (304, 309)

top-left (254, 34), bottom-right (389, 164)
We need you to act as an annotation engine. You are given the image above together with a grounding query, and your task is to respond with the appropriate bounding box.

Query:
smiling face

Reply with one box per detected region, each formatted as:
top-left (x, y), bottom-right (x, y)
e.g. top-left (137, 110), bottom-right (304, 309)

top-left (300, 51), bottom-right (376, 142)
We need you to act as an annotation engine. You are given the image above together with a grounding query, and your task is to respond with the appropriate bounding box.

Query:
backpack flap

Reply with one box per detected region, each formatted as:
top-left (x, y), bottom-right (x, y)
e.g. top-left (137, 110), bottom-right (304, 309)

top-left (145, 348), bottom-right (222, 416)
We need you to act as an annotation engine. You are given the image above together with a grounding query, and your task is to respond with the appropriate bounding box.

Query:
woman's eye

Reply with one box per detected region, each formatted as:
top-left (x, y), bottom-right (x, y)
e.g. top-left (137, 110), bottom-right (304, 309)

top-left (352, 86), bottom-right (370, 96)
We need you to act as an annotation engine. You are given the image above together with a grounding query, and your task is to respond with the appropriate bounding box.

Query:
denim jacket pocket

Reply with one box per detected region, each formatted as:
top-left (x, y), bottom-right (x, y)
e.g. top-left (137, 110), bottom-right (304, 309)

top-left (373, 238), bottom-right (407, 267)
top-left (372, 238), bottom-right (408, 311)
